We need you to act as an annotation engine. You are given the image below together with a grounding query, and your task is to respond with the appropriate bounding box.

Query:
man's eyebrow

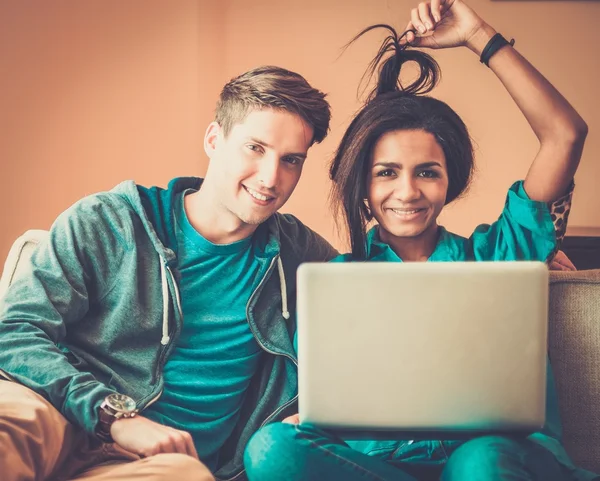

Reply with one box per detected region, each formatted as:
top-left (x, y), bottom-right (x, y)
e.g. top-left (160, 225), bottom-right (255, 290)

top-left (249, 137), bottom-right (274, 149)
top-left (249, 137), bottom-right (307, 159)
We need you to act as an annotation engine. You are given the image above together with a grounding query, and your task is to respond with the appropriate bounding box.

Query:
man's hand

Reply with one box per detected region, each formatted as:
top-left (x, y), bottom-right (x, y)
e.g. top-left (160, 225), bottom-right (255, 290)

top-left (110, 415), bottom-right (199, 459)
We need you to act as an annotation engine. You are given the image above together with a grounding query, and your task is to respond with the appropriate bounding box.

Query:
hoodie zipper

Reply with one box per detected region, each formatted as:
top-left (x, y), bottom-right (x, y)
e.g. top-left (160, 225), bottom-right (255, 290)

top-left (246, 254), bottom-right (299, 422)
top-left (246, 255), bottom-right (298, 367)
top-left (166, 265), bottom-right (183, 319)
top-left (221, 255), bottom-right (298, 481)
top-left (142, 388), bottom-right (164, 410)
top-left (141, 263), bottom-right (182, 411)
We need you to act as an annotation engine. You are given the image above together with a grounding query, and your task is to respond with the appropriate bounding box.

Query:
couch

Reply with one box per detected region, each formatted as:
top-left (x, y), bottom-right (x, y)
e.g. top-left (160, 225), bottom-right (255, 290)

top-left (1, 230), bottom-right (600, 473)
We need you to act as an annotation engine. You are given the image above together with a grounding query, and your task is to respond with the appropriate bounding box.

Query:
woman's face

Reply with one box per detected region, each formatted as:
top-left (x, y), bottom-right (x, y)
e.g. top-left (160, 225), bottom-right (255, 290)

top-left (367, 129), bottom-right (449, 240)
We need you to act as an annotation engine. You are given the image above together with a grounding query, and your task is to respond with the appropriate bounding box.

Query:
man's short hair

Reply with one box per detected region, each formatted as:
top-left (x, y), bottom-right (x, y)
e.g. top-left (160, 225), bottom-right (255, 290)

top-left (215, 66), bottom-right (331, 145)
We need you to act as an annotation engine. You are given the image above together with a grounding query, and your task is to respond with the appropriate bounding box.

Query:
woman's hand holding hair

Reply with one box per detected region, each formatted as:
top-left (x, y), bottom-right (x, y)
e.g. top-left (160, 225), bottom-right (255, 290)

top-left (404, 0), bottom-right (495, 54)
top-left (402, 0), bottom-right (587, 204)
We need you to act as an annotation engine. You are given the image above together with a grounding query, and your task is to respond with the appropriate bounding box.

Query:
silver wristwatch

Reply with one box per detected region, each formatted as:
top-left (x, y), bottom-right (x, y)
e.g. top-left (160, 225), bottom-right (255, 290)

top-left (96, 393), bottom-right (138, 442)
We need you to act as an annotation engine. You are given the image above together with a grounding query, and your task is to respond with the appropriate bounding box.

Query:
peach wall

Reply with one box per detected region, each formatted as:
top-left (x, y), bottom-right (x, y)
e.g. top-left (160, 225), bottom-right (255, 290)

top-left (1, 0), bottom-right (598, 263)
top-left (0, 0), bottom-right (222, 262)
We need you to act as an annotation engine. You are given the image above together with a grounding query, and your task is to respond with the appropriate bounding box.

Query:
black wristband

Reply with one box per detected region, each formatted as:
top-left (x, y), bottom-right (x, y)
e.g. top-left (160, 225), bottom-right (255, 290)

top-left (480, 33), bottom-right (515, 67)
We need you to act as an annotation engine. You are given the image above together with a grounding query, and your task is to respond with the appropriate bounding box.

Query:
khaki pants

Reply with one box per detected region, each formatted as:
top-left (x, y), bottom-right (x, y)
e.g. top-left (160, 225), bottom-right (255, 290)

top-left (0, 381), bottom-right (215, 481)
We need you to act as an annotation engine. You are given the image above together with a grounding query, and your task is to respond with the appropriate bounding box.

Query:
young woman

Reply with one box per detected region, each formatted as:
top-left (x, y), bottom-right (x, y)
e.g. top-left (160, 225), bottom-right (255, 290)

top-left (244, 0), bottom-right (595, 479)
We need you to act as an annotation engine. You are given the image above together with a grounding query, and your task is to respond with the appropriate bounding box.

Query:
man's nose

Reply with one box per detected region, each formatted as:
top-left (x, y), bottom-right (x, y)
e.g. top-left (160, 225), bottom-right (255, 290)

top-left (257, 155), bottom-right (280, 188)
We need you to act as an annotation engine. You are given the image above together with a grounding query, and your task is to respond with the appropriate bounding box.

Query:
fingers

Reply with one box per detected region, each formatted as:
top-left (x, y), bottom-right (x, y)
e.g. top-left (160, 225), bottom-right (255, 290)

top-left (431, 0), bottom-right (443, 23)
top-left (411, 6), bottom-right (426, 35)
top-left (407, 1), bottom-right (442, 47)
top-left (172, 430), bottom-right (198, 459)
top-left (112, 416), bottom-right (199, 460)
top-left (549, 258), bottom-right (571, 271)
top-left (403, 21), bottom-right (417, 45)
top-left (141, 427), bottom-right (199, 459)
top-left (431, 0), bottom-right (453, 22)
top-left (184, 432), bottom-right (200, 459)
top-left (403, 21), bottom-right (435, 49)
top-left (549, 251), bottom-right (577, 271)
top-left (412, 2), bottom-right (440, 34)
top-left (556, 250), bottom-right (576, 269)
top-left (418, 2), bottom-right (435, 32)
top-left (138, 436), bottom-right (172, 458)
top-left (282, 413), bottom-right (300, 424)
top-left (170, 430), bottom-right (198, 459)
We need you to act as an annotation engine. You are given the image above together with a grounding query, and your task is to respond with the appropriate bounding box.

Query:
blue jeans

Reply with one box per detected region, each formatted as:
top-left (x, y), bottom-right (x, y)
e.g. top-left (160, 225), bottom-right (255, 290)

top-left (244, 423), bottom-right (599, 481)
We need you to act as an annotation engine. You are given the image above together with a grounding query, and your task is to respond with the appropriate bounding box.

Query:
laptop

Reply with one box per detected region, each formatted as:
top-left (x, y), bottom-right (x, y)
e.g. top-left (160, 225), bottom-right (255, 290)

top-left (296, 261), bottom-right (549, 438)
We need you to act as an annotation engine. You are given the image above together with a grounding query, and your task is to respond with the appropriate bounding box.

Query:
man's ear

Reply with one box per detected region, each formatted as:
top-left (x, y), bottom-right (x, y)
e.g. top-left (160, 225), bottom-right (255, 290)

top-left (204, 121), bottom-right (221, 158)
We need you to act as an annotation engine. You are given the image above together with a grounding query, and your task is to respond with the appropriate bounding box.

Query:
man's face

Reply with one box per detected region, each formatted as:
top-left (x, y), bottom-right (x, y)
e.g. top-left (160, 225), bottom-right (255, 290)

top-left (205, 108), bottom-right (314, 226)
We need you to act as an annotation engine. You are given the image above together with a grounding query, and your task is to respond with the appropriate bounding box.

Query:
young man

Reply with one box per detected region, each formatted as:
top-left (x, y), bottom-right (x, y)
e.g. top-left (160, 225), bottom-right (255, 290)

top-left (0, 65), bottom-right (337, 481)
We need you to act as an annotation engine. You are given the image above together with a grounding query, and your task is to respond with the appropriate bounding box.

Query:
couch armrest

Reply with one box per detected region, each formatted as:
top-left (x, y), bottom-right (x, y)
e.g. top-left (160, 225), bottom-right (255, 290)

top-left (0, 230), bottom-right (49, 300)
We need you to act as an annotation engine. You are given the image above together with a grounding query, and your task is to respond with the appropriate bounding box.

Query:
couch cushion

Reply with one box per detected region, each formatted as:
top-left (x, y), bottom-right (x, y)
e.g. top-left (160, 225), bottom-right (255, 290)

top-left (549, 269), bottom-right (600, 473)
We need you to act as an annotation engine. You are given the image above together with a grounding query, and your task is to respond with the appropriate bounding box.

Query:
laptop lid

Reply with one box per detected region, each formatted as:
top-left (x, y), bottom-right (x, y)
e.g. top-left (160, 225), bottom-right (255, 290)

top-left (297, 261), bottom-right (548, 437)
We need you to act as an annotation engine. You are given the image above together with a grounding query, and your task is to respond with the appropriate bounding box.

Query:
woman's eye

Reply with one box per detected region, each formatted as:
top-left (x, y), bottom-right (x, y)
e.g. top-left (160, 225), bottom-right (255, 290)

top-left (417, 170), bottom-right (438, 179)
top-left (376, 169), bottom-right (395, 177)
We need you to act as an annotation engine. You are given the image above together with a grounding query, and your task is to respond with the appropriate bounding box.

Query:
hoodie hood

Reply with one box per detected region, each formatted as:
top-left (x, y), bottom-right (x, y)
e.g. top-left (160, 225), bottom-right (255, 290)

top-left (112, 176), bottom-right (201, 265)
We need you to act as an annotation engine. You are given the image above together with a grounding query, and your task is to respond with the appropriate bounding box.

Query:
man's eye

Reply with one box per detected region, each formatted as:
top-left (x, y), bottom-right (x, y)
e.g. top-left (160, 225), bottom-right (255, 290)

top-left (247, 144), bottom-right (262, 153)
top-left (284, 157), bottom-right (300, 165)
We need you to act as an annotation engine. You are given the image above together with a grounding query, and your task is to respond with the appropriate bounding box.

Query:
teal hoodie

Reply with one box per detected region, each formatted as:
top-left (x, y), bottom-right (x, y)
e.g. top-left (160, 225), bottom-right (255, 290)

top-left (0, 177), bottom-right (338, 480)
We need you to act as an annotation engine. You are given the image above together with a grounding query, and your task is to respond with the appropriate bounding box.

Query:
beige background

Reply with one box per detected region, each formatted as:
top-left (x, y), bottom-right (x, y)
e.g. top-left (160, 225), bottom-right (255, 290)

top-left (1, 0), bottom-right (598, 263)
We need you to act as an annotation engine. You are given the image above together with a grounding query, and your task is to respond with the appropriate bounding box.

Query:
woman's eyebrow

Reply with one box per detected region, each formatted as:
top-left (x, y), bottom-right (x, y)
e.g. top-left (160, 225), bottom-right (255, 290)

top-left (372, 161), bottom-right (443, 169)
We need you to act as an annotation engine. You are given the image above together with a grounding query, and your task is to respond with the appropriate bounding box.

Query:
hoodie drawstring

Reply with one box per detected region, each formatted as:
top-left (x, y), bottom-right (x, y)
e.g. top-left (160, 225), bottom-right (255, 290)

top-left (277, 257), bottom-right (290, 320)
top-left (159, 261), bottom-right (170, 345)
top-left (160, 256), bottom-right (289, 346)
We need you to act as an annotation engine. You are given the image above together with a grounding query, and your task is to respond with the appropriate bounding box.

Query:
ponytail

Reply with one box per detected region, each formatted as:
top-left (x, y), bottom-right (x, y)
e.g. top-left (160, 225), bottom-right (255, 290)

top-left (344, 24), bottom-right (441, 102)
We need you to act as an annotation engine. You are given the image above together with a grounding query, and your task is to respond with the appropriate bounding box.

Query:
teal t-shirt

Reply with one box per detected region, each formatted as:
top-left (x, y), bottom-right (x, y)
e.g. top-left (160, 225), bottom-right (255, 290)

top-left (330, 181), bottom-right (563, 441)
top-left (145, 191), bottom-right (269, 470)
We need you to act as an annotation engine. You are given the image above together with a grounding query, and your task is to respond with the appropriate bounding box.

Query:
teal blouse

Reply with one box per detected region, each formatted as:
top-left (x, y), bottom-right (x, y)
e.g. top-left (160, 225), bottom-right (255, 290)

top-left (333, 180), bottom-right (557, 264)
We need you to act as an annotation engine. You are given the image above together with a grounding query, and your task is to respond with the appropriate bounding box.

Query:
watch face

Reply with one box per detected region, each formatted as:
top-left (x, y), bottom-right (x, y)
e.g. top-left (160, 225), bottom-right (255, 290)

top-left (106, 394), bottom-right (136, 413)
